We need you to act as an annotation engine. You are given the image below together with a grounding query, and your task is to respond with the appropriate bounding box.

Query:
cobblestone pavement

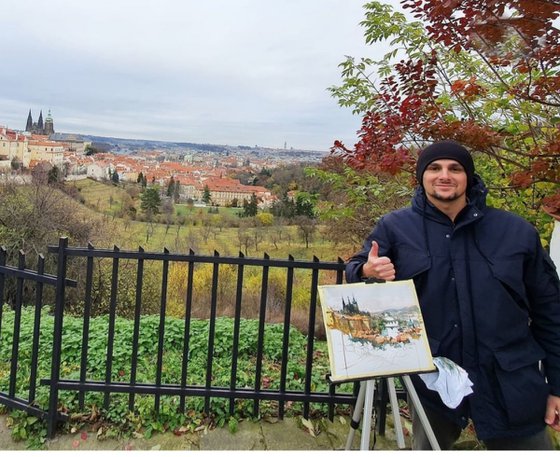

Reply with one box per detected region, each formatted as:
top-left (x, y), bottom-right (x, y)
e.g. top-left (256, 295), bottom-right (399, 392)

top-left (1, 412), bottom-right (558, 451)
top-left (0, 413), bottom-right (413, 451)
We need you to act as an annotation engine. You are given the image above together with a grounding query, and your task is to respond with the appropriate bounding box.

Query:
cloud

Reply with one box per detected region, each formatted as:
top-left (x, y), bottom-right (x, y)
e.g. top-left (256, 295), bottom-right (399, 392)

top-left (0, 0), bottom-right (400, 150)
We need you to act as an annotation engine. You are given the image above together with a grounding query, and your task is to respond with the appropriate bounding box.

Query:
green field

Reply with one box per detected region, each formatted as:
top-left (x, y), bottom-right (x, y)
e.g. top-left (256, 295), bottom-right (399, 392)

top-left (71, 178), bottom-right (353, 260)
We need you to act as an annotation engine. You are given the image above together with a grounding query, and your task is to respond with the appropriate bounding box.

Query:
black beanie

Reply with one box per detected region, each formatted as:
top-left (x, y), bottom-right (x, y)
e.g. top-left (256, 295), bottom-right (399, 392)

top-left (416, 140), bottom-right (475, 188)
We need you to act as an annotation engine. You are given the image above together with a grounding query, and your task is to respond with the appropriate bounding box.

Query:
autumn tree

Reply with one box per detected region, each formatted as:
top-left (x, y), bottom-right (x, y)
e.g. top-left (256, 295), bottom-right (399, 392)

top-left (308, 157), bottom-right (412, 248)
top-left (329, 1), bottom-right (560, 234)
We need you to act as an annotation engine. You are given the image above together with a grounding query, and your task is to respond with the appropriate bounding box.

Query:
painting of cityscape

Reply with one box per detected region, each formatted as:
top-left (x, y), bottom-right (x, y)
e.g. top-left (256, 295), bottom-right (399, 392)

top-left (318, 280), bottom-right (435, 382)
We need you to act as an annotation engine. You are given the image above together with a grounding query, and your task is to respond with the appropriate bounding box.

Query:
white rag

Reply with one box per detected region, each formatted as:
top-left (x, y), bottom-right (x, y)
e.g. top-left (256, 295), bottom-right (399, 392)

top-left (419, 357), bottom-right (474, 409)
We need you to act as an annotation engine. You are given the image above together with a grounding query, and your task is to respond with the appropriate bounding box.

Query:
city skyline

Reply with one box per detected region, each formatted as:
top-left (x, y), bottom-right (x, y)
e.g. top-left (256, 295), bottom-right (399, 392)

top-left (0, 1), bottom-right (403, 151)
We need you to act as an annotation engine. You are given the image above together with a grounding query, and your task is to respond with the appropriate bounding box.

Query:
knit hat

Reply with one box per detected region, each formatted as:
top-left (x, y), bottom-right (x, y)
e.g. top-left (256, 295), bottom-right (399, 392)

top-left (416, 140), bottom-right (475, 188)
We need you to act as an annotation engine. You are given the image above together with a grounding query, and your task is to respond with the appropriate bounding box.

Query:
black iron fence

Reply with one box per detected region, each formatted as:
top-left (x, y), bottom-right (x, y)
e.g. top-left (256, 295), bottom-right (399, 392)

top-left (0, 237), bottom-right (363, 439)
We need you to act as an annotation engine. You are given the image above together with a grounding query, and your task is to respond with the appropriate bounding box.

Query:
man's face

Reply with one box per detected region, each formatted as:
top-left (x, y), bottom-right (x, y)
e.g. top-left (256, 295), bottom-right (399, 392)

top-left (422, 159), bottom-right (468, 204)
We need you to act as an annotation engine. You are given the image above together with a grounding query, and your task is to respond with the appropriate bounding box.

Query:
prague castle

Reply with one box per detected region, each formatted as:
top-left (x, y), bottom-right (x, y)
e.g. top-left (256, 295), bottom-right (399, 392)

top-left (25, 109), bottom-right (55, 135)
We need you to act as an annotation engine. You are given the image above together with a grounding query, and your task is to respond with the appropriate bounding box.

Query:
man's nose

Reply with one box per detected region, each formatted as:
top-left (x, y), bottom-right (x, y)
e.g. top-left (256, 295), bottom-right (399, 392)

top-left (439, 168), bottom-right (451, 178)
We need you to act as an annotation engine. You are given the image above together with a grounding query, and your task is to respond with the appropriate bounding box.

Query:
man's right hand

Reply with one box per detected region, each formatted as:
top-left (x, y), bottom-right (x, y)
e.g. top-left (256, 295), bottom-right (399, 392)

top-left (361, 241), bottom-right (396, 281)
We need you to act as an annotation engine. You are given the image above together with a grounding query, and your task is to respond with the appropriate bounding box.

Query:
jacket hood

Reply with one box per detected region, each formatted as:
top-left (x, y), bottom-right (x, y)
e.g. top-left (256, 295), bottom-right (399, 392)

top-left (411, 173), bottom-right (490, 265)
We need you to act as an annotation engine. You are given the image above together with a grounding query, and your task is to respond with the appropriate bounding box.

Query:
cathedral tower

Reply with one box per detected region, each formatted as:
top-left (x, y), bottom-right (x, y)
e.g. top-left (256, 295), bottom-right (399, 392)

top-left (25, 110), bottom-right (33, 132)
top-left (37, 111), bottom-right (44, 131)
top-left (44, 110), bottom-right (54, 135)
top-left (25, 109), bottom-right (55, 135)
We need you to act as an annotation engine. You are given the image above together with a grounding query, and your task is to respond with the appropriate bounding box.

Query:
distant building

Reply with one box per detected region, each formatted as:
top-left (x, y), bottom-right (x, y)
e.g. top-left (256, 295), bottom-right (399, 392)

top-left (0, 126), bottom-right (30, 168)
top-left (25, 109), bottom-right (55, 135)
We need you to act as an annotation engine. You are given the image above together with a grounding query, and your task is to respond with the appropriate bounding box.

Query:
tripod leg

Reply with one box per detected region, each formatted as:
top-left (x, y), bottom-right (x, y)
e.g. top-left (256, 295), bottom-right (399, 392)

top-left (387, 377), bottom-right (406, 449)
top-left (360, 380), bottom-right (376, 450)
top-left (345, 381), bottom-right (366, 450)
top-left (402, 375), bottom-right (440, 450)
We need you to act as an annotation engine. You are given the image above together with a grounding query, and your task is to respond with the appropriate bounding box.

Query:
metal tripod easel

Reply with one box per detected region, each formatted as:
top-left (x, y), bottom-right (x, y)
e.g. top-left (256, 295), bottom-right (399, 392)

top-left (345, 375), bottom-right (440, 450)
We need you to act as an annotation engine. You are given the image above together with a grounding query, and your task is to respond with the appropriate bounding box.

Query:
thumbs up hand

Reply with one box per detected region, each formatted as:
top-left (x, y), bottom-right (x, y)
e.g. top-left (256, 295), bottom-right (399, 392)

top-left (362, 241), bottom-right (396, 281)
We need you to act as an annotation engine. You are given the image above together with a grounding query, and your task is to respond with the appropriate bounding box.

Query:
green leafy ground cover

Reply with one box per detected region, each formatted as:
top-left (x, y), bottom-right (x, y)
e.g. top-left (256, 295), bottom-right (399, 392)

top-left (0, 307), bottom-right (348, 447)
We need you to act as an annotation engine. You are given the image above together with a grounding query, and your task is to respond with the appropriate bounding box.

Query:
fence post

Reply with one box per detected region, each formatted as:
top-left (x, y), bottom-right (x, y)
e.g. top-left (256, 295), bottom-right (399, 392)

top-left (47, 237), bottom-right (68, 438)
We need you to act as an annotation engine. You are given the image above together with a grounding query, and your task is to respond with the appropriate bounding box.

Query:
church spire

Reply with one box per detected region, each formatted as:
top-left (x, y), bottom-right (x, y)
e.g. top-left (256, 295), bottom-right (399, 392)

top-left (26, 109), bottom-right (33, 131)
top-left (37, 110), bottom-right (44, 130)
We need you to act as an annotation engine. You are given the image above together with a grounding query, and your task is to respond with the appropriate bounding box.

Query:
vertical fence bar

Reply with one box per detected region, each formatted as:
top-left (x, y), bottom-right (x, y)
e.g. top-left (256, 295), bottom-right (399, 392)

top-left (29, 254), bottom-right (45, 403)
top-left (278, 255), bottom-right (294, 419)
top-left (154, 248), bottom-right (170, 414)
top-left (9, 251), bottom-right (26, 398)
top-left (229, 252), bottom-right (245, 416)
top-left (79, 243), bottom-right (95, 409)
top-left (103, 246), bottom-right (120, 409)
top-left (47, 237), bottom-right (69, 438)
top-left (179, 250), bottom-right (195, 413)
top-left (204, 251), bottom-right (220, 413)
top-left (328, 382), bottom-right (336, 421)
top-left (336, 258), bottom-right (344, 284)
top-left (253, 253), bottom-right (270, 416)
top-left (0, 246), bottom-right (6, 342)
top-left (303, 256), bottom-right (320, 419)
top-left (129, 247), bottom-right (144, 411)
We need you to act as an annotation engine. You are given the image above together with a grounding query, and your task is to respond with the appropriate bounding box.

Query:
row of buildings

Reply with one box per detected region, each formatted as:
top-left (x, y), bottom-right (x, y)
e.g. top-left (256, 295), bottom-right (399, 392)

top-left (0, 111), bottom-right (275, 207)
top-left (81, 151), bottom-right (274, 207)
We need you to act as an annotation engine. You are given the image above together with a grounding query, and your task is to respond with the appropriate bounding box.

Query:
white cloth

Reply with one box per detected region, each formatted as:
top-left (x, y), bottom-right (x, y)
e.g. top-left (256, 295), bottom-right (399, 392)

top-left (550, 220), bottom-right (560, 269)
top-left (419, 357), bottom-right (474, 409)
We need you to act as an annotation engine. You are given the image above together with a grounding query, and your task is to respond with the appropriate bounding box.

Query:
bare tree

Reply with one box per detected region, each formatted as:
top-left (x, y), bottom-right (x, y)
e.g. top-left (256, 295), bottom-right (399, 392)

top-left (294, 216), bottom-right (317, 249)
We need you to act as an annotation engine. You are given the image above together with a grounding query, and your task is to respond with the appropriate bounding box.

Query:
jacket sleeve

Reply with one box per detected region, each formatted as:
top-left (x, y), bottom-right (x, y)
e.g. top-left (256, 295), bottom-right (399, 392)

top-left (345, 217), bottom-right (393, 283)
top-left (524, 230), bottom-right (560, 396)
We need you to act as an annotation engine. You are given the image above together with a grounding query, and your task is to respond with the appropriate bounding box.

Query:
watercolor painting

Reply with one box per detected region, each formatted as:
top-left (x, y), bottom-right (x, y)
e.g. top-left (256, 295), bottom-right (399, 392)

top-left (318, 280), bottom-right (435, 382)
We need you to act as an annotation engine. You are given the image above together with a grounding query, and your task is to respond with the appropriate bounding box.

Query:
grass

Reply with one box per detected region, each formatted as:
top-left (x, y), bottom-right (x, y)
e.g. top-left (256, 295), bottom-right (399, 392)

top-left (174, 204), bottom-right (242, 218)
top-left (70, 178), bottom-right (355, 260)
top-left (70, 178), bottom-right (129, 215)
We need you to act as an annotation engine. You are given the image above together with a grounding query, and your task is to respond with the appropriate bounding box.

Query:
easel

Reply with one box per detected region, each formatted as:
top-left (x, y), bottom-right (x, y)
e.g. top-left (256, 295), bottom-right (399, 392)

top-left (345, 375), bottom-right (440, 450)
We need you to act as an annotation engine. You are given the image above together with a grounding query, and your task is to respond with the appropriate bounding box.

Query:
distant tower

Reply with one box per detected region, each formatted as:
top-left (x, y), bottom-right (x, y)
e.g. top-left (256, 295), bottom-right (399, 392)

top-left (37, 110), bottom-right (44, 131)
top-left (44, 109), bottom-right (55, 135)
top-left (26, 110), bottom-right (33, 131)
top-left (25, 108), bottom-right (55, 134)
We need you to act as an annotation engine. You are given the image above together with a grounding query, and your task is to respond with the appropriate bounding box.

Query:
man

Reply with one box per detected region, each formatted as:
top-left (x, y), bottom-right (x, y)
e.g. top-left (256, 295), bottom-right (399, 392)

top-left (345, 140), bottom-right (560, 450)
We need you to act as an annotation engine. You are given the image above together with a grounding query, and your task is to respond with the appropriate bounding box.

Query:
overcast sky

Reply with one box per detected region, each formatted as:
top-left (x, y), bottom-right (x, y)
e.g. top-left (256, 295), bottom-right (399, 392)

top-left (0, 1), bottom-right (402, 151)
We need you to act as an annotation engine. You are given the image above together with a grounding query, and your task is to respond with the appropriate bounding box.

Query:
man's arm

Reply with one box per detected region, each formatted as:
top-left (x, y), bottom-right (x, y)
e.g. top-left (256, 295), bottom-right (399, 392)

top-left (345, 220), bottom-right (395, 283)
top-left (524, 231), bottom-right (560, 397)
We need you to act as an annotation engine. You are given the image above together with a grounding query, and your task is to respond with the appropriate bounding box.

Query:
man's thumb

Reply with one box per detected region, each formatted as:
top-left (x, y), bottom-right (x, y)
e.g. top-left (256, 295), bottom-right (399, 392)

top-left (370, 241), bottom-right (379, 258)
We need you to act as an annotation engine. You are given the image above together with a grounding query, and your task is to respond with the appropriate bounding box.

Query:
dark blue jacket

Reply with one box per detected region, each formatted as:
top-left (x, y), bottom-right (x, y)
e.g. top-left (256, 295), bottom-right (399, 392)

top-left (345, 175), bottom-right (560, 440)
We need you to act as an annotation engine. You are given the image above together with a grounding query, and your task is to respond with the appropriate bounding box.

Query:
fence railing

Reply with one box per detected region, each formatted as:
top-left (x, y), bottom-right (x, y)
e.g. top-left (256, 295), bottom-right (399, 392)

top-left (0, 237), bottom-right (363, 439)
